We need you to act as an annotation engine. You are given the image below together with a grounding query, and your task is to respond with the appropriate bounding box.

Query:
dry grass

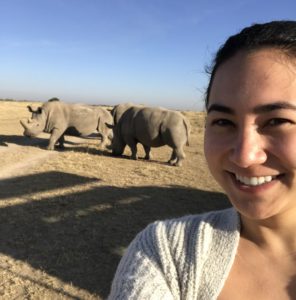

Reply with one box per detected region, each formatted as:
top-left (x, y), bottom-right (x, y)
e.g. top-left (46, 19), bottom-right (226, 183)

top-left (0, 101), bottom-right (229, 299)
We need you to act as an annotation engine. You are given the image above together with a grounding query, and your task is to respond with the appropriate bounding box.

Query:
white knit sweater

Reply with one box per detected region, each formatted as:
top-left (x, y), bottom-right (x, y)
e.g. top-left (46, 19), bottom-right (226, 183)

top-left (108, 208), bottom-right (240, 299)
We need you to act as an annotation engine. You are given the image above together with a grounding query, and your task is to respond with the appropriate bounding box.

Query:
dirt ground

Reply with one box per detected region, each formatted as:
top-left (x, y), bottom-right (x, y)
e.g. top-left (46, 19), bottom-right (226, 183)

top-left (0, 100), bottom-right (230, 299)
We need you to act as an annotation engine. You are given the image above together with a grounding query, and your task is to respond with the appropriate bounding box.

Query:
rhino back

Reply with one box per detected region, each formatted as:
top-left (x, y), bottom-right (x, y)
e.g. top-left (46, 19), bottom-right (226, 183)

top-left (44, 102), bottom-right (99, 136)
top-left (112, 102), bottom-right (145, 125)
top-left (118, 107), bottom-right (165, 147)
top-left (133, 108), bottom-right (188, 147)
top-left (111, 103), bottom-right (131, 124)
top-left (66, 105), bottom-right (99, 136)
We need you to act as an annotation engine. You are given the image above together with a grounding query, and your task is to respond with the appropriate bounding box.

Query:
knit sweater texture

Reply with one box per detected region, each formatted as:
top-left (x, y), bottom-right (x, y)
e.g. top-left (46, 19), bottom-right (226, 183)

top-left (108, 208), bottom-right (240, 299)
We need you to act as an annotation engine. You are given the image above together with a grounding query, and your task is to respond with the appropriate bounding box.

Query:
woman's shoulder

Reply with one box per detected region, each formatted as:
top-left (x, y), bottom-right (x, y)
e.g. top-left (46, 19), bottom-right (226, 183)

top-left (132, 207), bottom-right (240, 257)
top-left (145, 207), bottom-right (239, 236)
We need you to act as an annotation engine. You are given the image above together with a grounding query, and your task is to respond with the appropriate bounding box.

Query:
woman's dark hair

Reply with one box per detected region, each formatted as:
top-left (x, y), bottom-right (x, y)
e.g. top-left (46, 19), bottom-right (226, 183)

top-left (205, 20), bottom-right (296, 108)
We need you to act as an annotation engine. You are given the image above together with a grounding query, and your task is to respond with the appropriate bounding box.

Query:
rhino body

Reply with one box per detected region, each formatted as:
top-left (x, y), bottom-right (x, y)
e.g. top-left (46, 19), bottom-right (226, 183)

top-left (109, 104), bottom-right (190, 166)
top-left (20, 100), bottom-right (113, 150)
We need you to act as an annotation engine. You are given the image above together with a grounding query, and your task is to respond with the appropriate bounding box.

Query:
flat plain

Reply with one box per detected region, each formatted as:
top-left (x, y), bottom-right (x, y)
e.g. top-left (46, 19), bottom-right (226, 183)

top-left (0, 100), bottom-right (230, 299)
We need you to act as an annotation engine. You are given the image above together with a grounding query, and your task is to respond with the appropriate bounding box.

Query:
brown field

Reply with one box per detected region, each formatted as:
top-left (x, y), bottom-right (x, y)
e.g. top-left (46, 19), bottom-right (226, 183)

top-left (0, 100), bottom-right (230, 299)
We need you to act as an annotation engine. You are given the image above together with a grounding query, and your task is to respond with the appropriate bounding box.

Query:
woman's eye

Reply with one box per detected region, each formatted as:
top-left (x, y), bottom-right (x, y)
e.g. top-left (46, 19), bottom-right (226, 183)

top-left (211, 119), bottom-right (234, 127)
top-left (266, 118), bottom-right (293, 126)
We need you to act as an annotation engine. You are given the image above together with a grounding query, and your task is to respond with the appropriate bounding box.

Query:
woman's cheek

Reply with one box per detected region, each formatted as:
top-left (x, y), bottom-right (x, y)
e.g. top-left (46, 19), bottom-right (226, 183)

top-left (277, 139), bottom-right (296, 168)
top-left (204, 134), bottom-right (222, 162)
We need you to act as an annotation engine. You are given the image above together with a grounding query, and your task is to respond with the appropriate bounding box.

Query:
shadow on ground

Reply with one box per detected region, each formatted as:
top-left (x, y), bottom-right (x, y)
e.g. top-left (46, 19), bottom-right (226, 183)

top-left (0, 134), bottom-right (106, 154)
top-left (0, 134), bottom-right (175, 164)
top-left (0, 171), bottom-right (231, 298)
top-left (0, 134), bottom-right (48, 147)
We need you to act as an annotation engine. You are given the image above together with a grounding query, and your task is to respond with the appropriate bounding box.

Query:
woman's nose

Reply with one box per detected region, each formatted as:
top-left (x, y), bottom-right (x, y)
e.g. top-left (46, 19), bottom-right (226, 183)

top-left (229, 129), bottom-right (267, 168)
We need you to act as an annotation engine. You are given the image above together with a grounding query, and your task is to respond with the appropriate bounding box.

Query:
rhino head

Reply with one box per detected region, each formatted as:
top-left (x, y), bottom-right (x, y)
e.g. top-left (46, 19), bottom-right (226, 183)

top-left (20, 105), bottom-right (46, 137)
top-left (105, 123), bottom-right (125, 155)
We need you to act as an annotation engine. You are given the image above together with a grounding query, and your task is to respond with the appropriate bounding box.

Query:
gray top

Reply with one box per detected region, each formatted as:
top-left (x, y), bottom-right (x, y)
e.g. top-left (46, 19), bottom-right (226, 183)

top-left (108, 208), bottom-right (241, 300)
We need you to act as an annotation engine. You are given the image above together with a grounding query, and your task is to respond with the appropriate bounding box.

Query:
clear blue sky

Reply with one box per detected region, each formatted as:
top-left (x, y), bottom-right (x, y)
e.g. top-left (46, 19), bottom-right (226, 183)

top-left (1, 0), bottom-right (295, 111)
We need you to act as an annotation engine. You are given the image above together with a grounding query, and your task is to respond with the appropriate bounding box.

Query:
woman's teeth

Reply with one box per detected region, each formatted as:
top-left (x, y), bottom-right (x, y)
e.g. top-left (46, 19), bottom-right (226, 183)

top-left (235, 175), bottom-right (274, 186)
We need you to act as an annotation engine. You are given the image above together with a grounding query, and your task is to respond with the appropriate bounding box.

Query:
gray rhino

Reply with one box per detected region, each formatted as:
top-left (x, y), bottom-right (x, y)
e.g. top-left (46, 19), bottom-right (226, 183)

top-left (20, 100), bottom-right (113, 150)
top-left (108, 104), bottom-right (190, 166)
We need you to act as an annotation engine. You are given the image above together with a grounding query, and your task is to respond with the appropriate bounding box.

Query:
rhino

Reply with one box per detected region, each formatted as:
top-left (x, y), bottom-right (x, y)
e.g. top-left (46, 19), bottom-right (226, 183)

top-left (108, 103), bottom-right (190, 166)
top-left (20, 100), bottom-right (113, 150)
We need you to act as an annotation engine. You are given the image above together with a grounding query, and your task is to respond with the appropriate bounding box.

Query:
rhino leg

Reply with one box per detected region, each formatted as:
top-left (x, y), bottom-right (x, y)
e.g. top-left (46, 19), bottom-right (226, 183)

top-left (98, 134), bottom-right (106, 149)
top-left (143, 145), bottom-right (152, 160)
top-left (47, 129), bottom-right (64, 150)
top-left (128, 141), bottom-right (138, 160)
top-left (174, 147), bottom-right (186, 167)
top-left (99, 134), bottom-right (112, 150)
top-left (169, 147), bottom-right (185, 167)
top-left (168, 149), bottom-right (177, 165)
top-left (56, 135), bottom-right (65, 149)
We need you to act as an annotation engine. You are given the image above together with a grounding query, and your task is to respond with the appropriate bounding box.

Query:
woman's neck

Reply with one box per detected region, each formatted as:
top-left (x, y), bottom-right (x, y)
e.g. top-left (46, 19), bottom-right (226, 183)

top-left (240, 210), bottom-right (296, 257)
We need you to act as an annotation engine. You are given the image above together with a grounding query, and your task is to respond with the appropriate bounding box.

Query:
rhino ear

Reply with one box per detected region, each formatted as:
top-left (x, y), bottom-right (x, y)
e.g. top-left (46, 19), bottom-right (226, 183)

top-left (105, 123), bottom-right (114, 129)
top-left (27, 105), bottom-right (42, 114)
top-left (108, 107), bottom-right (115, 116)
top-left (27, 105), bottom-right (34, 112)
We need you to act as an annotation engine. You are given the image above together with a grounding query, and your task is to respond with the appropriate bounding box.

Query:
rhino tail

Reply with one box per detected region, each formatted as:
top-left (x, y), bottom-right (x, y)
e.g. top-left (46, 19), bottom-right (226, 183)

top-left (183, 118), bottom-right (191, 146)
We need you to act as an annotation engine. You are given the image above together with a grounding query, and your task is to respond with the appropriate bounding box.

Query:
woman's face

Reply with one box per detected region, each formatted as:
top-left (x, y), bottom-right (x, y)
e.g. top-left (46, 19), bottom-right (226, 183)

top-left (204, 49), bottom-right (296, 220)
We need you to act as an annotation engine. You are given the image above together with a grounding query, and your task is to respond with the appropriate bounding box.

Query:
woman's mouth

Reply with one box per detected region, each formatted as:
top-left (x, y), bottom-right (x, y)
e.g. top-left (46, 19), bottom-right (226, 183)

top-left (234, 174), bottom-right (280, 186)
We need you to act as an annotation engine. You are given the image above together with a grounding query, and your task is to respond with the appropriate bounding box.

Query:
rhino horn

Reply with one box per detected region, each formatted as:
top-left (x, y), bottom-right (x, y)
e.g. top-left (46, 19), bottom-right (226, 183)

top-left (20, 119), bottom-right (30, 129)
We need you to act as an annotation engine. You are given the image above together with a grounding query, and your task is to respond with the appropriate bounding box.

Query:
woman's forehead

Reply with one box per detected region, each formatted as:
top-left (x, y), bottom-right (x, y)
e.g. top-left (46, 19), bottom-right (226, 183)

top-left (208, 49), bottom-right (296, 109)
top-left (213, 49), bottom-right (292, 80)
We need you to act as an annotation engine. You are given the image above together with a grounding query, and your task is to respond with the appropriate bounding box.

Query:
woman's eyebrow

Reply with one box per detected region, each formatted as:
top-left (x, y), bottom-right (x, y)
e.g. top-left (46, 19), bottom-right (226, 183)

top-left (207, 102), bottom-right (296, 114)
top-left (253, 102), bottom-right (296, 114)
top-left (207, 104), bottom-right (234, 114)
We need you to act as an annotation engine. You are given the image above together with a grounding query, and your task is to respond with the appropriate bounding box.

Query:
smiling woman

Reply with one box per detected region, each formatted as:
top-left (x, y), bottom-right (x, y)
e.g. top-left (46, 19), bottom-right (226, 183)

top-left (204, 48), bottom-right (296, 220)
top-left (108, 20), bottom-right (296, 299)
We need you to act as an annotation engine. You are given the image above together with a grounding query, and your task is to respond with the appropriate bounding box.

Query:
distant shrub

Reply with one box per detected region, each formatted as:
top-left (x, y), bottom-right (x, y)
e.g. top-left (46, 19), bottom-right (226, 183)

top-left (48, 97), bottom-right (60, 102)
top-left (0, 98), bottom-right (16, 102)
